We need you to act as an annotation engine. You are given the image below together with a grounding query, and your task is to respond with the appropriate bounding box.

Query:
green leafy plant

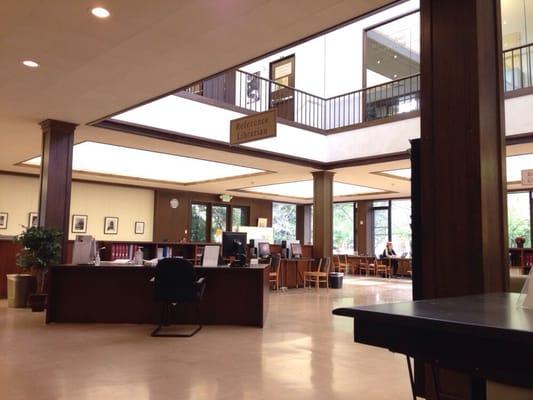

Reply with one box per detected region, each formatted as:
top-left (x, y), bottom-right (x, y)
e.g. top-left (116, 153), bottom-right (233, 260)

top-left (15, 226), bottom-right (62, 293)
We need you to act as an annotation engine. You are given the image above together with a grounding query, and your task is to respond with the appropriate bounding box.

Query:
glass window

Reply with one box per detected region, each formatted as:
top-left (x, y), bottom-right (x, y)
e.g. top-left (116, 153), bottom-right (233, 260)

top-left (508, 192), bottom-right (532, 247)
top-left (333, 202), bottom-right (354, 253)
top-left (391, 199), bottom-right (412, 255)
top-left (272, 202), bottom-right (297, 243)
top-left (501, 0), bottom-right (527, 50)
top-left (231, 206), bottom-right (249, 232)
top-left (211, 205), bottom-right (228, 243)
top-left (373, 208), bottom-right (389, 256)
top-left (191, 203), bottom-right (207, 242)
top-left (365, 12), bottom-right (420, 86)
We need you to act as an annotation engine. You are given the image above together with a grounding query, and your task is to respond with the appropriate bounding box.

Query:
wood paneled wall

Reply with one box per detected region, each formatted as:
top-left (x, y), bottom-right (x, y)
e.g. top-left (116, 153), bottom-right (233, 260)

top-left (153, 189), bottom-right (273, 242)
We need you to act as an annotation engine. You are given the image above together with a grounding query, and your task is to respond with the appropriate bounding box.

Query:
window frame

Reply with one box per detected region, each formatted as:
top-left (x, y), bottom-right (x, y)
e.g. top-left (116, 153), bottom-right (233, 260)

top-left (190, 202), bottom-right (251, 243)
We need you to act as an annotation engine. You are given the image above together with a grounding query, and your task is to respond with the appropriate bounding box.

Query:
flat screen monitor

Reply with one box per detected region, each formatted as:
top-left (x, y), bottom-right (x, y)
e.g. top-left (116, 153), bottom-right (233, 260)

top-left (222, 232), bottom-right (247, 258)
top-left (258, 242), bottom-right (271, 258)
top-left (290, 243), bottom-right (303, 258)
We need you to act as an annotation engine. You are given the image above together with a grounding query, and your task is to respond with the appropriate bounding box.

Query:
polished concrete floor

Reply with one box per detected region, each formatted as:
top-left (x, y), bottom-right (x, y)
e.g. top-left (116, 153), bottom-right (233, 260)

top-left (0, 277), bottom-right (413, 400)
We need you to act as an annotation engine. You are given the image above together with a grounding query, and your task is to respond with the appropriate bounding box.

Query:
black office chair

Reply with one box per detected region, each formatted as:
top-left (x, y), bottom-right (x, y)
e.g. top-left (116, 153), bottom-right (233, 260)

top-left (151, 258), bottom-right (206, 337)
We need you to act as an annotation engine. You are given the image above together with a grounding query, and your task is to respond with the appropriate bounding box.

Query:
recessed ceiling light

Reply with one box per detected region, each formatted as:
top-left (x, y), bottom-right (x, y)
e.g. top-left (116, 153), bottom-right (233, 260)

top-left (22, 60), bottom-right (39, 68)
top-left (393, 74), bottom-right (398, 78)
top-left (503, 20), bottom-right (507, 25)
top-left (91, 7), bottom-right (110, 18)
top-left (394, 55), bottom-right (398, 59)
top-left (377, 60), bottom-right (381, 64)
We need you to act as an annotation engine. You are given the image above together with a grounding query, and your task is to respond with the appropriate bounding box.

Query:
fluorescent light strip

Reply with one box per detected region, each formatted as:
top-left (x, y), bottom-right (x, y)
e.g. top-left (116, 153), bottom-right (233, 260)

top-left (23, 142), bottom-right (265, 184)
top-left (243, 181), bottom-right (384, 199)
top-left (381, 154), bottom-right (533, 182)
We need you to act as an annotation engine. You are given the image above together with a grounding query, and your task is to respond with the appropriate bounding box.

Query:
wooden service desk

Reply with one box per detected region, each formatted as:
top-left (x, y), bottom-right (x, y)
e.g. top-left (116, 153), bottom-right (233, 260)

top-left (47, 264), bottom-right (270, 327)
top-left (279, 258), bottom-right (313, 288)
top-left (333, 293), bottom-right (533, 397)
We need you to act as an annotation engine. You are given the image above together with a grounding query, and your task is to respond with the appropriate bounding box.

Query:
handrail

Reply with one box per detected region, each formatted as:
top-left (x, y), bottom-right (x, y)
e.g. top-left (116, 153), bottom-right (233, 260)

top-left (179, 42), bottom-right (533, 132)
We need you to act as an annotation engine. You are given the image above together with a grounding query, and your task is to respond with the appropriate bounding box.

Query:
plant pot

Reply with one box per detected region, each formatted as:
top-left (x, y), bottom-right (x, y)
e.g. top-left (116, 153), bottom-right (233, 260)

top-left (29, 293), bottom-right (47, 312)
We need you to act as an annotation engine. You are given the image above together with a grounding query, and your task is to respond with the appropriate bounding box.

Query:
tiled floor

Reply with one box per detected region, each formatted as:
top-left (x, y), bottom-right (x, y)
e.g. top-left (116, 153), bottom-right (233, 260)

top-left (0, 277), bottom-right (413, 400)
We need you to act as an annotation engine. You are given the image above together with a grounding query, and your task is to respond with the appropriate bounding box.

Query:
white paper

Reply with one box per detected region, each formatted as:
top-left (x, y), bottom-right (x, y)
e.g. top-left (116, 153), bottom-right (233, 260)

top-left (202, 245), bottom-right (220, 266)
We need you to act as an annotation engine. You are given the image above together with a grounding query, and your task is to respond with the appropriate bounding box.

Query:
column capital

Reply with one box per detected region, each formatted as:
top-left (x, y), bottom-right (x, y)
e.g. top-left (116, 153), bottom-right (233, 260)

top-left (39, 119), bottom-right (78, 135)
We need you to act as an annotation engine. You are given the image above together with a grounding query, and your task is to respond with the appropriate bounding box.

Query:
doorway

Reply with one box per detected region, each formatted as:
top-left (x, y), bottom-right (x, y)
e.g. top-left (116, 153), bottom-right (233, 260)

top-left (269, 55), bottom-right (295, 121)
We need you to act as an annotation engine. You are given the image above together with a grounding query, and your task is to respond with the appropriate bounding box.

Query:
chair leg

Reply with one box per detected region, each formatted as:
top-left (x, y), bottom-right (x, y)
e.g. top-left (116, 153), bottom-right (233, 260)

top-left (151, 302), bottom-right (203, 338)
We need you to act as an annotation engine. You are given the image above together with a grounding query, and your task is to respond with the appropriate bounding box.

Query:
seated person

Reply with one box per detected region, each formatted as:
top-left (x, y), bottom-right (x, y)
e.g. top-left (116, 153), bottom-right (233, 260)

top-left (382, 241), bottom-right (398, 275)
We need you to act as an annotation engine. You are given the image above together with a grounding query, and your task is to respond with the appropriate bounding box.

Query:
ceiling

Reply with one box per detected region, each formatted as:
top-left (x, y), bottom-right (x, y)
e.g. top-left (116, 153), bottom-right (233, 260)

top-left (0, 0), bottom-right (530, 205)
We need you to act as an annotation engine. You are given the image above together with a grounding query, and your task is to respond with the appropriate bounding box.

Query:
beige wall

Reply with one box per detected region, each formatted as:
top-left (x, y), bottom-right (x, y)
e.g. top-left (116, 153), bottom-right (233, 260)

top-left (0, 174), bottom-right (154, 242)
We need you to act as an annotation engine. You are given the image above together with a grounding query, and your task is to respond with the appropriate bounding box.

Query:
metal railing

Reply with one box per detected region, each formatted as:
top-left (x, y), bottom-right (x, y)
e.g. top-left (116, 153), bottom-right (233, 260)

top-left (179, 43), bottom-right (533, 132)
top-left (181, 70), bottom-right (420, 131)
top-left (503, 43), bottom-right (533, 92)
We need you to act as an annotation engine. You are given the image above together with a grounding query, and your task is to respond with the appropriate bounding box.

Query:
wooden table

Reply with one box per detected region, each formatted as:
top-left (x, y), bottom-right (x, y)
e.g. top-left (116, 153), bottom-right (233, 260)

top-left (47, 264), bottom-right (270, 327)
top-left (279, 258), bottom-right (313, 288)
top-left (333, 293), bottom-right (533, 398)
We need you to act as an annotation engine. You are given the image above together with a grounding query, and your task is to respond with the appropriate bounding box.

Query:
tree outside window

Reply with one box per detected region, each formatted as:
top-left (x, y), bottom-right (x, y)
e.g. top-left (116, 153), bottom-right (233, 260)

top-left (191, 203), bottom-right (207, 242)
top-left (508, 192), bottom-right (532, 247)
top-left (333, 202), bottom-right (354, 253)
top-left (272, 202), bottom-right (296, 243)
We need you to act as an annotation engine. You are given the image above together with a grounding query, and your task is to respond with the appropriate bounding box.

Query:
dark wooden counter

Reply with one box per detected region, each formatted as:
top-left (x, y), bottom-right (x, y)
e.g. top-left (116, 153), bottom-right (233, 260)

top-left (333, 293), bottom-right (533, 390)
top-left (47, 264), bottom-right (270, 327)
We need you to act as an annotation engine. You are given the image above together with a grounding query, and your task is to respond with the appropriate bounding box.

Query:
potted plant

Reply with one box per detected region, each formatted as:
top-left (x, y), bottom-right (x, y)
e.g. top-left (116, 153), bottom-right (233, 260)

top-left (515, 236), bottom-right (526, 249)
top-left (15, 226), bottom-right (62, 312)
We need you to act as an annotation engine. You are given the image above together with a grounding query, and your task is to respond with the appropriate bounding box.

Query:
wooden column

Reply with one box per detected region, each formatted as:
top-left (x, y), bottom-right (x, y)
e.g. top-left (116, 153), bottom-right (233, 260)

top-left (38, 119), bottom-right (77, 263)
top-left (312, 171), bottom-right (334, 258)
top-left (356, 200), bottom-right (370, 255)
top-left (418, 0), bottom-right (508, 397)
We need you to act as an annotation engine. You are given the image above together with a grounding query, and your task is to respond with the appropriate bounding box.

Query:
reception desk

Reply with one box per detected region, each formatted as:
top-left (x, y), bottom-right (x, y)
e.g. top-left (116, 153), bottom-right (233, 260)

top-left (47, 264), bottom-right (270, 327)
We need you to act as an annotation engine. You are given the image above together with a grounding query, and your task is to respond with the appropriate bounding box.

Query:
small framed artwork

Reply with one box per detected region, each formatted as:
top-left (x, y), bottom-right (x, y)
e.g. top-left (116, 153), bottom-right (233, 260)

top-left (257, 218), bottom-right (268, 228)
top-left (72, 215), bottom-right (88, 234)
top-left (134, 221), bottom-right (145, 235)
top-left (0, 212), bottom-right (7, 229)
top-left (104, 217), bottom-right (119, 235)
top-left (28, 212), bottom-right (38, 228)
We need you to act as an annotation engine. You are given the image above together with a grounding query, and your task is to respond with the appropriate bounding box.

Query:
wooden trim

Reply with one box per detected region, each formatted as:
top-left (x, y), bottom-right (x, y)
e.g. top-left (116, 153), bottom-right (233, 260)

top-left (93, 119), bottom-right (324, 169)
top-left (326, 110), bottom-right (420, 135)
top-left (504, 86), bottom-right (533, 99)
top-left (326, 151), bottom-right (410, 169)
top-left (507, 132), bottom-right (533, 145)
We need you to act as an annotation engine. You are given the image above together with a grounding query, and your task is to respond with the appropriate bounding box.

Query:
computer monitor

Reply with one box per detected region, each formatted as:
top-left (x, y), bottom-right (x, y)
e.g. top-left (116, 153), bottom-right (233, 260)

top-left (222, 232), bottom-right (247, 258)
top-left (290, 243), bottom-right (303, 258)
top-left (258, 242), bottom-right (270, 258)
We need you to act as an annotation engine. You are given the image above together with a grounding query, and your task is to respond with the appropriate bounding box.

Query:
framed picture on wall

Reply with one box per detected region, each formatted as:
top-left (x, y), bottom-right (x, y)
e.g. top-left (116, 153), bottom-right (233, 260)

top-left (257, 218), bottom-right (268, 228)
top-left (134, 221), bottom-right (145, 235)
top-left (28, 212), bottom-right (38, 228)
top-left (72, 215), bottom-right (88, 234)
top-left (0, 213), bottom-right (7, 229)
top-left (104, 217), bottom-right (119, 235)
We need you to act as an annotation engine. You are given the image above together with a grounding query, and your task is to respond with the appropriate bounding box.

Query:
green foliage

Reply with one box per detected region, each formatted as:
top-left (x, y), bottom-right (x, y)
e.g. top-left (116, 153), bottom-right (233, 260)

top-left (15, 226), bottom-right (63, 271)
top-left (507, 193), bottom-right (532, 247)
top-left (333, 203), bottom-right (354, 252)
top-left (191, 204), bottom-right (207, 242)
top-left (273, 203), bottom-right (296, 243)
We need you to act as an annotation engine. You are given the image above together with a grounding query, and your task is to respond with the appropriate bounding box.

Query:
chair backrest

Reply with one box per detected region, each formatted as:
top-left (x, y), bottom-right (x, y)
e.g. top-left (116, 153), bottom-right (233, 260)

top-left (323, 257), bottom-right (331, 273)
top-left (270, 254), bottom-right (281, 272)
top-left (154, 258), bottom-right (197, 302)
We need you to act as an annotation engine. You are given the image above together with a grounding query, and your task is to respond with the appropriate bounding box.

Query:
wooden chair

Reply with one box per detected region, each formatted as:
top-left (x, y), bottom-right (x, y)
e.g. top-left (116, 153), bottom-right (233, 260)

top-left (338, 255), bottom-right (351, 274)
top-left (332, 255), bottom-right (341, 272)
top-left (375, 258), bottom-right (392, 278)
top-left (304, 257), bottom-right (331, 290)
top-left (269, 255), bottom-right (281, 290)
top-left (359, 256), bottom-right (376, 276)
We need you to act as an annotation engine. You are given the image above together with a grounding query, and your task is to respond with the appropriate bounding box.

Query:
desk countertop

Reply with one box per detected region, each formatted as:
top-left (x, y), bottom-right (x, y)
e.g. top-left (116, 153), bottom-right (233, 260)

top-left (333, 292), bottom-right (533, 344)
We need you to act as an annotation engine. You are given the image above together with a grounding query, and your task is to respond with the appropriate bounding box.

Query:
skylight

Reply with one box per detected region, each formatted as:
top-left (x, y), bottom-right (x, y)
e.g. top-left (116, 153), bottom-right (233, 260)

top-left (241, 181), bottom-right (385, 199)
top-left (23, 142), bottom-right (266, 184)
top-left (378, 154), bottom-right (533, 182)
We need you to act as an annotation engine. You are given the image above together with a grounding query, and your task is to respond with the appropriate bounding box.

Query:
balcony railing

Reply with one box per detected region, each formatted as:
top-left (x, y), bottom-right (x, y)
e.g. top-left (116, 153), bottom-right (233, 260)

top-left (503, 43), bottom-right (533, 92)
top-left (181, 71), bottom-right (420, 132)
top-left (180, 43), bottom-right (533, 133)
